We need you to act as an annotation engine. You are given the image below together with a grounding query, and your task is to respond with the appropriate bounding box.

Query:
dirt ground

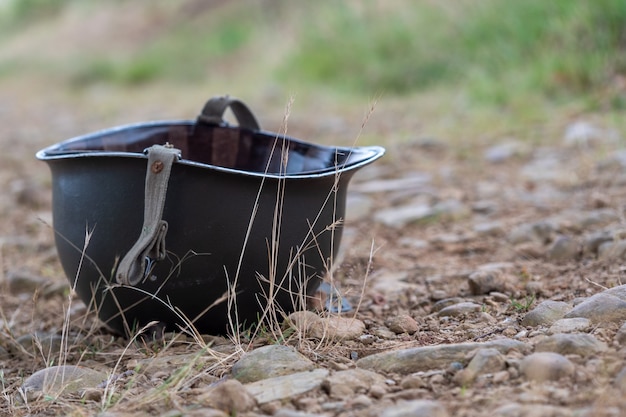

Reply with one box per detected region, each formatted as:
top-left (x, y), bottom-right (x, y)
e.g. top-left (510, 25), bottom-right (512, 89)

top-left (1, 67), bottom-right (626, 417)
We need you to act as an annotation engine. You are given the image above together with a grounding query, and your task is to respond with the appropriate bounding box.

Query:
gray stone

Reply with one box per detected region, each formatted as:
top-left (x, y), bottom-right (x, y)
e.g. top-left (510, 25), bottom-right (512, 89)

top-left (519, 352), bottom-right (575, 382)
top-left (231, 345), bottom-right (315, 383)
top-left (614, 366), bottom-right (626, 392)
top-left (535, 333), bottom-right (607, 356)
top-left (454, 348), bottom-right (506, 385)
top-left (197, 379), bottom-right (257, 414)
top-left (604, 284), bottom-right (626, 301)
top-left (380, 400), bottom-right (449, 417)
top-left (508, 221), bottom-right (553, 245)
top-left (431, 298), bottom-right (466, 312)
top-left (16, 332), bottom-right (64, 357)
top-left (493, 403), bottom-right (574, 417)
top-left (6, 270), bottom-right (48, 294)
top-left (582, 231), bottom-right (613, 256)
top-left (356, 339), bottom-right (529, 374)
top-left (521, 300), bottom-right (571, 327)
top-left (484, 141), bottom-right (527, 163)
top-left (385, 314), bottom-right (419, 335)
top-left (473, 221), bottom-right (505, 237)
top-left (547, 235), bottom-right (579, 261)
top-left (309, 316), bottom-right (366, 341)
top-left (22, 365), bottom-right (108, 400)
top-left (352, 174), bottom-right (431, 194)
top-left (616, 322), bottom-right (626, 345)
top-left (468, 270), bottom-right (507, 295)
top-left (322, 368), bottom-right (386, 399)
top-left (244, 368), bottom-right (329, 404)
top-left (346, 193), bottom-right (373, 221)
top-left (578, 209), bottom-right (619, 229)
top-left (564, 292), bottom-right (626, 324)
top-left (437, 302), bottom-right (482, 317)
top-left (432, 199), bottom-right (470, 220)
top-left (548, 318), bottom-right (592, 334)
top-left (374, 204), bottom-right (435, 228)
top-left (598, 240), bottom-right (626, 260)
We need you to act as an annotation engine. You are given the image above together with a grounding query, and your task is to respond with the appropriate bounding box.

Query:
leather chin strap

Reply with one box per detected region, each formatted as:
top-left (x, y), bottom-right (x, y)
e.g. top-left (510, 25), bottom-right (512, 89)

top-left (116, 144), bottom-right (181, 286)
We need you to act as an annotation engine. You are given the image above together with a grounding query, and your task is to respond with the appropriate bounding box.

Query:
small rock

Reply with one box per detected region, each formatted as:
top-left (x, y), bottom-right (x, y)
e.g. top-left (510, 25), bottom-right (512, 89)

top-left (16, 332), bottom-right (64, 357)
top-left (6, 270), bottom-right (48, 294)
top-left (437, 302), bottom-right (482, 317)
top-left (521, 300), bottom-right (571, 327)
top-left (519, 352), bottom-right (575, 382)
top-left (374, 204), bottom-right (436, 228)
top-left (508, 221), bottom-right (553, 245)
top-left (547, 235), bottom-right (579, 261)
top-left (473, 221), bottom-right (505, 237)
top-left (245, 368), bottom-right (329, 404)
top-left (379, 399), bottom-right (449, 417)
top-left (431, 297), bottom-right (466, 312)
top-left (454, 348), bottom-right (506, 385)
top-left (468, 270), bottom-right (507, 295)
top-left (22, 365), bottom-right (108, 400)
top-left (614, 366), bottom-right (626, 392)
top-left (598, 240), bottom-right (626, 260)
top-left (322, 368), bottom-right (387, 399)
top-left (400, 374), bottom-right (426, 389)
top-left (231, 345), bottom-right (315, 383)
top-left (615, 322), bottom-right (626, 345)
top-left (582, 231), bottom-right (613, 256)
top-left (548, 318), bottom-right (592, 334)
top-left (493, 403), bottom-right (574, 417)
top-left (484, 141), bottom-right (526, 163)
top-left (357, 339), bottom-right (529, 374)
top-left (535, 333), bottom-right (607, 357)
top-left (564, 292), bottom-right (626, 324)
top-left (346, 193), bottom-right (373, 221)
top-left (309, 316), bottom-right (366, 341)
top-left (197, 379), bottom-right (256, 414)
top-left (385, 314), bottom-right (419, 334)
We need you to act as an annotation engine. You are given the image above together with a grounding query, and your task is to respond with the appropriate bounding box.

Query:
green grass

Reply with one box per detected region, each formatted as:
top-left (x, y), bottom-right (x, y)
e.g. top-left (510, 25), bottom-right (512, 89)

top-left (1, 0), bottom-right (625, 108)
top-left (279, 0), bottom-right (626, 106)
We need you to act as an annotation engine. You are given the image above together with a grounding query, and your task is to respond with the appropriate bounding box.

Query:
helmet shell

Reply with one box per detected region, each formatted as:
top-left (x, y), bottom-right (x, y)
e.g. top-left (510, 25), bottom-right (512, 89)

top-left (37, 106), bottom-right (384, 336)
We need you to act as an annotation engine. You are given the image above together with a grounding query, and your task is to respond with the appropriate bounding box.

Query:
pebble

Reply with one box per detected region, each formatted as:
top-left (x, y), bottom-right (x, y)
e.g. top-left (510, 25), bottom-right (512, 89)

top-left (521, 300), bottom-right (571, 327)
top-left (582, 231), bottom-right (613, 256)
top-left (598, 240), bottom-right (626, 260)
top-left (473, 221), bottom-right (505, 237)
top-left (6, 270), bottom-right (48, 294)
top-left (346, 193), bottom-right (374, 221)
top-left (535, 333), bottom-right (607, 357)
top-left (244, 368), bottom-right (329, 404)
top-left (564, 292), bottom-right (626, 324)
top-left (468, 270), bottom-right (507, 295)
top-left (385, 314), bottom-right (419, 334)
top-left (322, 368), bottom-right (387, 399)
top-left (484, 141), bottom-right (527, 163)
top-left (547, 235), bottom-right (579, 261)
top-left (613, 366), bottom-right (626, 392)
top-left (378, 399), bottom-right (449, 417)
top-left (454, 348), bottom-right (506, 385)
top-left (437, 302), bottom-right (482, 317)
top-left (231, 345), bottom-right (315, 383)
top-left (197, 379), bottom-right (257, 414)
top-left (21, 365), bottom-right (108, 400)
top-left (615, 322), bottom-right (626, 345)
top-left (356, 339), bottom-right (529, 374)
top-left (548, 317), bottom-right (592, 334)
top-left (507, 221), bottom-right (553, 245)
top-left (493, 403), bottom-right (574, 417)
top-left (431, 297), bottom-right (466, 312)
top-left (308, 316), bottom-right (366, 341)
top-left (374, 204), bottom-right (435, 228)
top-left (519, 352), bottom-right (575, 382)
top-left (16, 332), bottom-right (64, 357)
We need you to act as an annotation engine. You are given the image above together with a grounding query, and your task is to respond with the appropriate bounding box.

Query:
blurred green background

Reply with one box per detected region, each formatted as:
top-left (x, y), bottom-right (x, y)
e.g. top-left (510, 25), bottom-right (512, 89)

top-left (1, 0), bottom-right (625, 146)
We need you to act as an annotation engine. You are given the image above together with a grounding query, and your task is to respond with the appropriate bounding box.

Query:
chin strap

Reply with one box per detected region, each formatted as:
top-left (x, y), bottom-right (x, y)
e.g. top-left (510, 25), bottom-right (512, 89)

top-left (116, 144), bottom-right (180, 286)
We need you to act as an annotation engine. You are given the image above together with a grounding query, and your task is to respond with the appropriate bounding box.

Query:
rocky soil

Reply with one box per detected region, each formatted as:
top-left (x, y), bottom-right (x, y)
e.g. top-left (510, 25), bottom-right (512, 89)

top-left (2, 80), bottom-right (626, 417)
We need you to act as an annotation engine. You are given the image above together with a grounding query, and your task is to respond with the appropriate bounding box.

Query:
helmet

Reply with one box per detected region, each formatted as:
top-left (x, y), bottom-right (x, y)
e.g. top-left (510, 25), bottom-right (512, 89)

top-left (36, 96), bottom-right (384, 336)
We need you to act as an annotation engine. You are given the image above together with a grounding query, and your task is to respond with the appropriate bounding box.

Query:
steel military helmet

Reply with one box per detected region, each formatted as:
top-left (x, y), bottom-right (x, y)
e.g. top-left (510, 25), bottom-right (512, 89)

top-left (36, 96), bottom-right (384, 336)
